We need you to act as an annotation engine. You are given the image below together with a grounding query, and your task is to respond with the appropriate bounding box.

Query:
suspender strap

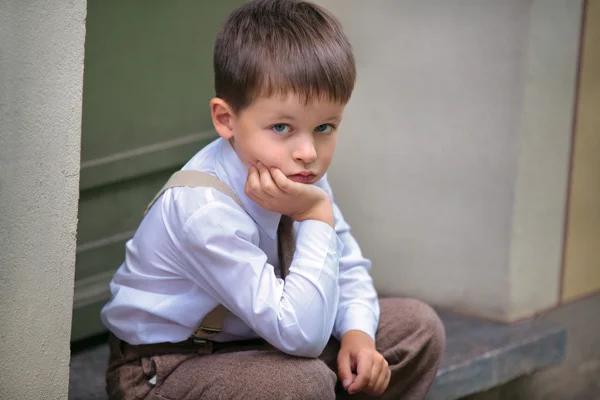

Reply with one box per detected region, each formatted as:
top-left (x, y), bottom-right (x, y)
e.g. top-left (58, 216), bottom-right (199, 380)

top-left (144, 170), bottom-right (242, 340)
top-left (144, 169), bottom-right (243, 216)
top-left (192, 305), bottom-right (229, 340)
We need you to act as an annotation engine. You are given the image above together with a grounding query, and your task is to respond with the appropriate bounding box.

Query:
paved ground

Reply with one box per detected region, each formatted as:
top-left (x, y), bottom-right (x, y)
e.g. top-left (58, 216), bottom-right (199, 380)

top-left (69, 343), bottom-right (109, 400)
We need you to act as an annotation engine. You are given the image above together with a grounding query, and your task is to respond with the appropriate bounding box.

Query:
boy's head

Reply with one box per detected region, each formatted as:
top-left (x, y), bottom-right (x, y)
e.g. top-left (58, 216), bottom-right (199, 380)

top-left (210, 0), bottom-right (355, 184)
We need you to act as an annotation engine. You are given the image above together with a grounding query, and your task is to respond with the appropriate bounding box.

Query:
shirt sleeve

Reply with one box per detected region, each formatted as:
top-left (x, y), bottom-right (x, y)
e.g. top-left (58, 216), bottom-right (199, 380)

top-left (175, 189), bottom-right (342, 358)
top-left (318, 179), bottom-right (380, 342)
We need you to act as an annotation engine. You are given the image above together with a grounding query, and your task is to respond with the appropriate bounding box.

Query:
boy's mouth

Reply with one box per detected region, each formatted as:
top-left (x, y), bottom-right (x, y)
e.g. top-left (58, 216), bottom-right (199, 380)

top-left (288, 172), bottom-right (316, 184)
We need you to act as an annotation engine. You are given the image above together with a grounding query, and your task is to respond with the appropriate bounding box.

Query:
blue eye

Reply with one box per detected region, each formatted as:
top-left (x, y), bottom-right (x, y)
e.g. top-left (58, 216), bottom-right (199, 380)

top-left (272, 124), bottom-right (290, 134)
top-left (315, 124), bottom-right (334, 134)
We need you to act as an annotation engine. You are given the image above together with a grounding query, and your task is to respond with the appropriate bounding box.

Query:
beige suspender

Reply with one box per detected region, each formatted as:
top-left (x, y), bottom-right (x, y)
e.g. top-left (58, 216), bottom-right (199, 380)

top-left (144, 170), bottom-right (242, 340)
top-left (145, 169), bottom-right (243, 214)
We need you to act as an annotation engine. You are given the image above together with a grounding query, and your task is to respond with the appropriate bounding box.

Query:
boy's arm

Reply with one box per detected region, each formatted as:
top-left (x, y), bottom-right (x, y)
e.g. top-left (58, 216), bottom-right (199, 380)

top-left (331, 201), bottom-right (380, 341)
top-left (316, 178), bottom-right (380, 342)
top-left (317, 181), bottom-right (385, 395)
top-left (176, 188), bottom-right (342, 358)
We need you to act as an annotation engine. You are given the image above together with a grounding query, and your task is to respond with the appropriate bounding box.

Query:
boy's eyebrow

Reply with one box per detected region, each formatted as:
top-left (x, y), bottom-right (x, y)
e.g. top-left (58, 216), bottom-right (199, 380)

top-left (270, 113), bottom-right (297, 121)
top-left (268, 114), bottom-right (342, 123)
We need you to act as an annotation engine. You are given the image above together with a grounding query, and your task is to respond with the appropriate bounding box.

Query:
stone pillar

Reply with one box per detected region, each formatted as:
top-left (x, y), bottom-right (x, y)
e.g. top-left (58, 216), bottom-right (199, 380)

top-left (0, 1), bottom-right (86, 398)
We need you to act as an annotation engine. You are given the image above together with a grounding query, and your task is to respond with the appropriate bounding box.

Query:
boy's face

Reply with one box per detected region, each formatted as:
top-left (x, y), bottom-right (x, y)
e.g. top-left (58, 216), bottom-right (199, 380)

top-left (212, 94), bottom-right (345, 184)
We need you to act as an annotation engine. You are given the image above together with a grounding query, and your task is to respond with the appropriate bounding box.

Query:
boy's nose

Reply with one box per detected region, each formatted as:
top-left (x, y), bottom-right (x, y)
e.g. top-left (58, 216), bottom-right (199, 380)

top-left (293, 137), bottom-right (317, 164)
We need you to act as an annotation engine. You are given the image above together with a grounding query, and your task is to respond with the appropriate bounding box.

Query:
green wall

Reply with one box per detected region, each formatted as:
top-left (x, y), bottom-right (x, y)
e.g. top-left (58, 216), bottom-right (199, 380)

top-left (73, 0), bottom-right (244, 341)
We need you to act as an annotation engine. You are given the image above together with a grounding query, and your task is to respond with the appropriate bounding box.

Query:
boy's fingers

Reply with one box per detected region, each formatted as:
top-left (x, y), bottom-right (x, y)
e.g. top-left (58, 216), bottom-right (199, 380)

top-left (348, 354), bottom-right (371, 394)
top-left (372, 364), bottom-right (390, 395)
top-left (246, 189), bottom-right (267, 206)
top-left (256, 162), bottom-right (275, 196)
top-left (366, 360), bottom-right (382, 392)
top-left (245, 166), bottom-right (259, 194)
top-left (271, 168), bottom-right (297, 194)
top-left (381, 366), bottom-right (392, 394)
top-left (245, 167), bottom-right (268, 202)
top-left (256, 163), bottom-right (277, 196)
top-left (378, 366), bottom-right (391, 395)
top-left (336, 350), bottom-right (353, 390)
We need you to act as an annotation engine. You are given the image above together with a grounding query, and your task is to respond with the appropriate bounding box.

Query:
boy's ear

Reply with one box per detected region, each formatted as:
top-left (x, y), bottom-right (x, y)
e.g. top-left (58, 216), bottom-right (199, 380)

top-left (210, 98), bottom-right (235, 140)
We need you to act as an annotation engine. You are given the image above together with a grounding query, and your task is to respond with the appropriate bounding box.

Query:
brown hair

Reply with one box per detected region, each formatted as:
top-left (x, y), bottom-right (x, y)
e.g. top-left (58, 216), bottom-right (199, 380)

top-left (214, 0), bottom-right (356, 112)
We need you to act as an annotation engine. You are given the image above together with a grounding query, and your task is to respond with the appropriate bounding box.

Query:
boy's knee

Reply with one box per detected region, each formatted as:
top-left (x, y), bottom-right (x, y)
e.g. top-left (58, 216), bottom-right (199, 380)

top-left (406, 299), bottom-right (446, 359)
top-left (240, 357), bottom-right (336, 400)
top-left (419, 301), bottom-right (445, 352)
top-left (197, 359), bottom-right (336, 400)
top-left (382, 297), bottom-right (446, 356)
top-left (282, 360), bottom-right (337, 400)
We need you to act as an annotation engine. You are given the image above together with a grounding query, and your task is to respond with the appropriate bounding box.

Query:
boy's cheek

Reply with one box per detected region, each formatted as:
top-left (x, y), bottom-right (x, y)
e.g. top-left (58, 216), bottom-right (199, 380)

top-left (238, 134), bottom-right (295, 175)
top-left (234, 138), bottom-right (267, 168)
top-left (255, 150), bottom-right (290, 173)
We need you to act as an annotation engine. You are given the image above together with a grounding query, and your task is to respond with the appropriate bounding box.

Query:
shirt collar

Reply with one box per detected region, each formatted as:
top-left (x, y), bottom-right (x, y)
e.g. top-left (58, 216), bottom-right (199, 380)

top-left (215, 138), bottom-right (282, 240)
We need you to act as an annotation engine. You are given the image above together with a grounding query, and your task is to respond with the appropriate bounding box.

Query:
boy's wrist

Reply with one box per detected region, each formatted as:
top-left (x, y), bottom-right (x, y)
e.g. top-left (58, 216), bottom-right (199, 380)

top-left (293, 200), bottom-right (334, 228)
top-left (341, 329), bottom-right (376, 349)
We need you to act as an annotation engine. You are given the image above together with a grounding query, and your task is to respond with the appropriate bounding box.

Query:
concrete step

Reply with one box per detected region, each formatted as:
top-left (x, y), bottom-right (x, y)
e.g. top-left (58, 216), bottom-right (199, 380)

top-left (68, 310), bottom-right (566, 400)
top-left (429, 310), bottom-right (566, 399)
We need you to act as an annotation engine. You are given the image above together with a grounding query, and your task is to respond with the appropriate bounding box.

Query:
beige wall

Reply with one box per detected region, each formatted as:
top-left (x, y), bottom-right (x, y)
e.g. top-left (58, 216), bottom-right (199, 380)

top-left (507, 0), bottom-right (583, 319)
top-left (562, 0), bottom-right (600, 302)
top-left (0, 1), bottom-right (86, 398)
top-left (317, 0), bottom-right (582, 320)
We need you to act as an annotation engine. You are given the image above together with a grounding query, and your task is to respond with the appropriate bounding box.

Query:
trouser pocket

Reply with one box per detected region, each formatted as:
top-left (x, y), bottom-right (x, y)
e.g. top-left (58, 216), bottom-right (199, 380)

top-left (140, 353), bottom-right (198, 392)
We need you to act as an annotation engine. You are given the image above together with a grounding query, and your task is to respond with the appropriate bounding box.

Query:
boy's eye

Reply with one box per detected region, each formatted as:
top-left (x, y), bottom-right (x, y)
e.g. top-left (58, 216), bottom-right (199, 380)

top-left (272, 124), bottom-right (291, 134)
top-left (315, 124), bottom-right (334, 134)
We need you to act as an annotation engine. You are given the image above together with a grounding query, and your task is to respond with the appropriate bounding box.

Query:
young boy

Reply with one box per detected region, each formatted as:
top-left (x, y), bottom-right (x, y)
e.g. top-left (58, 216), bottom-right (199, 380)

top-left (101, 1), bottom-right (445, 399)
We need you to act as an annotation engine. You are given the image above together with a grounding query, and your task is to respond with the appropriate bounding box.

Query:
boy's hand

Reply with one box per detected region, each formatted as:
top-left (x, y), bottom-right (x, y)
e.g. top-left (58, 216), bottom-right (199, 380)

top-left (338, 330), bottom-right (390, 396)
top-left (245, 162), bottom-right (334, 227)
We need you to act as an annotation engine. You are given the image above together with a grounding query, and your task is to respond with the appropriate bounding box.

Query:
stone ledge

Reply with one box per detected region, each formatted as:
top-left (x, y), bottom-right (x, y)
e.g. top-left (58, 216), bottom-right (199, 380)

top-left (429, 310), bottom-right (566, 400)
top-left (68, 311), bottom-right (566, 400)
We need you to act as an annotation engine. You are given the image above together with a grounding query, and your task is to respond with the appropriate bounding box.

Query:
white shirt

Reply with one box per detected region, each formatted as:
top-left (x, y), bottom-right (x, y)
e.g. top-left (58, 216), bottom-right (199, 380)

top-left (100, 138), bottom-right (379, 358)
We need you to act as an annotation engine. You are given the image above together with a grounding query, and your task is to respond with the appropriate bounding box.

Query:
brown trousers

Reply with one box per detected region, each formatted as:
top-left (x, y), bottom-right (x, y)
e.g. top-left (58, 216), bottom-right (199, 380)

top-left (106, 298), bottom-right (445, 400)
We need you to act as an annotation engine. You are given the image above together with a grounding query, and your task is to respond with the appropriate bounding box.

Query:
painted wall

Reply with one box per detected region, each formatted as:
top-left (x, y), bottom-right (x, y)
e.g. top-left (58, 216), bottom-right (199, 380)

top-left (316, 0), bottom-right (581, 320)
top-left (507, 0), bottom-right (583, 319)
top-left (73, 0), bottom-right (244, 341)
top-left (0, 0), bottom-right (86, 398)
top-left (562, 0), bottom-right (600, 302)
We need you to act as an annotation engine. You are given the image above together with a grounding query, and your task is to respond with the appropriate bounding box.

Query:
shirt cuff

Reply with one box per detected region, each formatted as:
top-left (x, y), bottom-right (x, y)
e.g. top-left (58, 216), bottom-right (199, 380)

top-left (334, 304), bottom-right (379, 342)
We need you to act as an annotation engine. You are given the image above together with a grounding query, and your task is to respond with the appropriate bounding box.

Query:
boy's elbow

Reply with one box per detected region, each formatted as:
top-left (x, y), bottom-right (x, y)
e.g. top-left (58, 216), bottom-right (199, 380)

top-left (279, 328), bottom-right (330, 358)
top-left (284, 339), bottom-right (327, 358)
top-left (306, 340), bottom-right (328, 358)
top-left (274, 297), bottom-right (337, 357)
